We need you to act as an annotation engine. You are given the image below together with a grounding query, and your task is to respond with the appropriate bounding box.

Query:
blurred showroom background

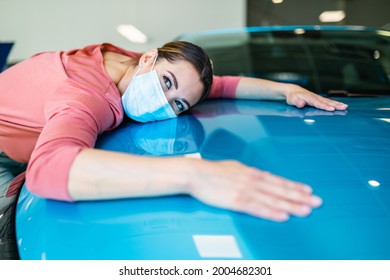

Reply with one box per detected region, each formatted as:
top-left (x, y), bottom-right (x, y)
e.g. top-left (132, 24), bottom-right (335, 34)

top-left (0, 0), bottom-right (389, 64)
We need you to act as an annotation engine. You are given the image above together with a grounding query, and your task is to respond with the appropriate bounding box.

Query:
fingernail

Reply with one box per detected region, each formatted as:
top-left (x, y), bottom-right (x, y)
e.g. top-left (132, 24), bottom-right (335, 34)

top-left (278, 213), bottom-right (289, 221)
top-left (303, 185), bottom-right (313, 193)
top-left (300, 206), bottom-right (312, 215)
top-left (311, 196), bottom-right (323, 207)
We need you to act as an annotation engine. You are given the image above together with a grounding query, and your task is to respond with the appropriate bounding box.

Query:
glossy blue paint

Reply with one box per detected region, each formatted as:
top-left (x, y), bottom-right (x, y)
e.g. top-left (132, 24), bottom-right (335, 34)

top-left (16, 97), bottom-right (390, 260)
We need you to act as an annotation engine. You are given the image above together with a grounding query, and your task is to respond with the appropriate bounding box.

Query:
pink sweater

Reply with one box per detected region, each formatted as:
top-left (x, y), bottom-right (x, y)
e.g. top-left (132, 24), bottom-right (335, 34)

top-left (0, 43), bottom-right (240, 201)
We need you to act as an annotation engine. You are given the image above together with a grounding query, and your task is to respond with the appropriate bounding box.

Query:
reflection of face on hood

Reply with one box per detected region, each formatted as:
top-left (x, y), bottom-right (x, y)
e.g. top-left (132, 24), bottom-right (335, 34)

top-left (95, 114), bottom-right (205, 156)
top-left (134, 118), bottom-right (177, 155)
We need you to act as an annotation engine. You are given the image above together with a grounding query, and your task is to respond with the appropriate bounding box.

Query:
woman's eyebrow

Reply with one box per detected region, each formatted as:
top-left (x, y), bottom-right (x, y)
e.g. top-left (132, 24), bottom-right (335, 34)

top-left (181, 98), bottom-right (190, 108)
top-left (167, 71), bottom-right (178, 90)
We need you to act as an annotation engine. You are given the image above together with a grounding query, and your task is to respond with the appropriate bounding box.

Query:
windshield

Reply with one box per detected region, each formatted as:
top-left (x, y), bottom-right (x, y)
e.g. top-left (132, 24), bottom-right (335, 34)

top-left (181, 28), bottom-right (390, 95)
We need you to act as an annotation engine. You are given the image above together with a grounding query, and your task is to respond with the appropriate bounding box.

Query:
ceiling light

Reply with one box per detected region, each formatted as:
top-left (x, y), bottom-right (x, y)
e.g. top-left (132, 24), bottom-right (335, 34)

top-left (117, 24), bottom-right (148, 44)
top-left (319, 10), bottom-right (346, 23)
top-left (272, 0), bottom-right (284, 3)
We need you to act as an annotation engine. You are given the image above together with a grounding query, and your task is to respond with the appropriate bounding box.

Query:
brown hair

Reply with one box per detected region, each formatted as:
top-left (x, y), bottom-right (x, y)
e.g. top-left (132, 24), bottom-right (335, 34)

top-left (157, 41), bottom-right (213, 105)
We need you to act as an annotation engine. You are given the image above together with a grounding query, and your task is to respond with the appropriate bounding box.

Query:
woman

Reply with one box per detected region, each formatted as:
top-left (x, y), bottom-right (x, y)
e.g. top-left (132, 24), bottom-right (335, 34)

top-left (0, 41), bottom-right (347, 223)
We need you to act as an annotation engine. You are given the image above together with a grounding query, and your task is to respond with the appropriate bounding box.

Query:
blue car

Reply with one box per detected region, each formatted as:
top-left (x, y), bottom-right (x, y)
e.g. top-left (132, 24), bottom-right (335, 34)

top-left (7, 26), bottom-right (390, 259)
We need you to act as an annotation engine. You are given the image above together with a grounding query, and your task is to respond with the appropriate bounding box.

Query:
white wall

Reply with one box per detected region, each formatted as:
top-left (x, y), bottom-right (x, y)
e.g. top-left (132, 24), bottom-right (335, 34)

top-left (0, 0), bottom-right (246, 63)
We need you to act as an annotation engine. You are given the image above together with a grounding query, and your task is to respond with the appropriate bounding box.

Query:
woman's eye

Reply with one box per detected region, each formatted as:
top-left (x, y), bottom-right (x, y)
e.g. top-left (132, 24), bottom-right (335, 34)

top-left (174, 100), bottom-right (185, 111)
top-left (163, 76), bottom-right (172, 89)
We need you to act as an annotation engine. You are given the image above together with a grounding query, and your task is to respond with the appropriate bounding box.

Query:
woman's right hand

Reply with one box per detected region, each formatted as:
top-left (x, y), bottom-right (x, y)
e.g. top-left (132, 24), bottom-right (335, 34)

top-left (188, 159), bottom-right (322, 222)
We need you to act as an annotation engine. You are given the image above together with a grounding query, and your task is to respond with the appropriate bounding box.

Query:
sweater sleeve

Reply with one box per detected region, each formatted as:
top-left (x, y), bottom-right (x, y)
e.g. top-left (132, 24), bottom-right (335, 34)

top-left (207, 75), bottom-right (241, 99)
top-left (25, 81), bottom-right (115, 201)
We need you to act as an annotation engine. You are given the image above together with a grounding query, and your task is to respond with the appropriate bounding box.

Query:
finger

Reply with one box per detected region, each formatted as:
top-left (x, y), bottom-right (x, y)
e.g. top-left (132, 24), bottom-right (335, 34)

top-left (261, 181), bottom-right (322, 209)
top-left (301, 95), bottom-right (336, 111)
top-left (310, 95), bottom-right (348, 111)
top-left (287, 94), bottom-right (306, 108)
top-left (327, 99), bottom-right (348, 110)
top-left (241, 200), bottom-right (290, 222)
top-left (256, 170), bottom-right (313, 194)
top-left (251, 190), bottom-right (313, 217)
top-left (254, 171), bottom-right (322, 208)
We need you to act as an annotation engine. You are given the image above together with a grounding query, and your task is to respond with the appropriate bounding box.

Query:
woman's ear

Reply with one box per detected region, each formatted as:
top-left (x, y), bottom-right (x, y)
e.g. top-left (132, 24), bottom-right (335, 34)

top-left (139, 49), bottom-right (158, 66)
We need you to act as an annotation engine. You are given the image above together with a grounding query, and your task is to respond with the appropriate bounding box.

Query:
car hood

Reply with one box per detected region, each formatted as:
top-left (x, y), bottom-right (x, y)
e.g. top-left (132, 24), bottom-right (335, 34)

top-left (16, 97), bottom-right (390, 260)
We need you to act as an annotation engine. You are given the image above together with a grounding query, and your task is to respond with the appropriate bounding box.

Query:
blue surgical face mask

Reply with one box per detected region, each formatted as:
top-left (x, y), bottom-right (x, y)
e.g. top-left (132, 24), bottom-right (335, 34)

top-left (121, 54), bottom-right (177, 123)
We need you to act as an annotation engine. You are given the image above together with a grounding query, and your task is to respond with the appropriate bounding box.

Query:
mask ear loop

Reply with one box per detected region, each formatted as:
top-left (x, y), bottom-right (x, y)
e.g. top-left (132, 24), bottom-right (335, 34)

top-left (134, 65), bottom-right (142, 76)
top-left (135, 51), bottom-right (153, 76)
top-left (150, 53), bottom-right (158, 71)
top-left (134, 57), bottom-right (143, 77)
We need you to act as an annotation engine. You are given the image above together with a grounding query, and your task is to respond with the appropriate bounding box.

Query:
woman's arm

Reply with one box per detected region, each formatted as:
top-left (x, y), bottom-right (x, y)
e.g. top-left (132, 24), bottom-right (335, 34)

top-left (235, 77), bottom-right (348, 111)
top-left (68, 149), bottom-right (188, 199)
top-left (209, 76), bottom-right (348, 111)
top-left (69, 148), bottom-right (322, 222)
top-left (28, 79), bottom-right (322, 222)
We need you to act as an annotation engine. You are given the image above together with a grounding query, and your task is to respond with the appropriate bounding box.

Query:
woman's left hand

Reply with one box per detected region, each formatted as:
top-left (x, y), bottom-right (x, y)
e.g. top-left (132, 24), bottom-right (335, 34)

top-left (285, 84), bottom-right (348, 111)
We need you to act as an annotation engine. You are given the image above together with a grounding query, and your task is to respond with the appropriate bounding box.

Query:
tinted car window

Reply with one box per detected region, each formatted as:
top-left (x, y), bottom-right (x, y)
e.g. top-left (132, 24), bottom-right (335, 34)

top-left (180, 28), bottom-right (390, 95)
